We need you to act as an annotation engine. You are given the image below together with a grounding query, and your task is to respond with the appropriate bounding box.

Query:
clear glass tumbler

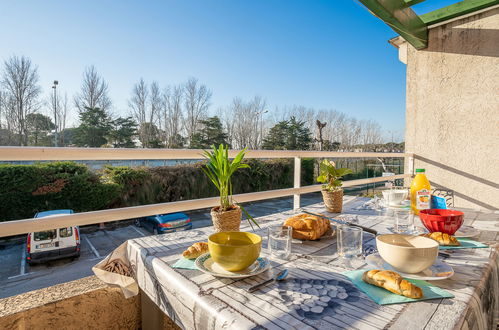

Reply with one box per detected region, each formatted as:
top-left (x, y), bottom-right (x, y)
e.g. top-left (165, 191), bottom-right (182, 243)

top-left (394, 209), bottom-right (415, 234)
top-left (268, 225), bottom-right (292, 260)
top-left (337, 226), bottom-right (363, 259)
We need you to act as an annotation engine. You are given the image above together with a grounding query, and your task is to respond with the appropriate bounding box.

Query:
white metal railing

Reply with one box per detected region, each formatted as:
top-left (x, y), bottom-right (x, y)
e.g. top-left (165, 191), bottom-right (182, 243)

top-left (0, 147), bottom-right (413, 237)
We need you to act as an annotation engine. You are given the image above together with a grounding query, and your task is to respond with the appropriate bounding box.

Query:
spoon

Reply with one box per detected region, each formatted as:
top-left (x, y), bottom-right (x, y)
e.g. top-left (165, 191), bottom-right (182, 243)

top-left (247, 269), bottom-right (288, 293)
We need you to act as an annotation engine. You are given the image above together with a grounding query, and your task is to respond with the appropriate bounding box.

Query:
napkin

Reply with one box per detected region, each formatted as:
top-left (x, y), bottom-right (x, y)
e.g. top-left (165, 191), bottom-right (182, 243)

top-left (439, 238), bottom-right (489, 250)
top-left (343, 269), bottom-right (454, 305)
top-left (172, 258), bottom-right (198, 270)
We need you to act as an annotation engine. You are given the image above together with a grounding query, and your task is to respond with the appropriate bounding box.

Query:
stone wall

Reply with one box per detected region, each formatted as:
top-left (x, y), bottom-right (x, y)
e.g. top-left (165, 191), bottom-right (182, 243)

top-left (0, 276), bottom-right (141, 330)
top-left (401, 7), bottom-right (499, 209)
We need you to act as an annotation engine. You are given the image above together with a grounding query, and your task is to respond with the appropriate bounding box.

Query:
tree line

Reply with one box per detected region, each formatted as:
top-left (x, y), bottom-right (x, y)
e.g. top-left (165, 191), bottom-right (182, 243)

top-left (0, 55), bottom-right (403, 151)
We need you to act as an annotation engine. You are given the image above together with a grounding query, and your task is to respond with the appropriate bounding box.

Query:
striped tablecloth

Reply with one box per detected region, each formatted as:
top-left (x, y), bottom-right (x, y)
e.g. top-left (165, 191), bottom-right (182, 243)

top-left (125, 196), bottom-right (499, 330)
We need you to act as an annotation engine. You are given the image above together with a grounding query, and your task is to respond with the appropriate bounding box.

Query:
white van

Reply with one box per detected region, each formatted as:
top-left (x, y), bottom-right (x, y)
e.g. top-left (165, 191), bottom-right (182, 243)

top-left (26, 209), bottom-right (80, 264)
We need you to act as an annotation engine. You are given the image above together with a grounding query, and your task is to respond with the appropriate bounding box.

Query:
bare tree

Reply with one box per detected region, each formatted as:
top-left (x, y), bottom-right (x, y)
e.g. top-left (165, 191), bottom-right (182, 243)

top-left (0, 89), bottom-right (5, 129)
top-left (220, 96), bottom-right (266, 149)
top-left (1, 55), bottom-right (41, 145)
top-left (149, 81), bottom-right (161, 126)
top-left (315, 120), bottom-right (327, 151)
top-left (59, 93), bottom-right (70, 146)
top-left (74, 65), bottom-right (112, 113)
top-left (162, 84), bottom-right (184, 148)
top-left (129, 78), bottom-right (149, 147)
top-left (359, 119), bottom-right (383, 150)
top-left (183, 77), bottom-right (211, 147)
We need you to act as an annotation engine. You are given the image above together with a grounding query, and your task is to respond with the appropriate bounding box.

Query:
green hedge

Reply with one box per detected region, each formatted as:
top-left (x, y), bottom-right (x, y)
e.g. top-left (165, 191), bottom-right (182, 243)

top-left (103, 158), bottom-right (315, 208)
top-left (0, 162), bottom-right (121, 221)
top-left (0, 159), bottom-right (315, 221)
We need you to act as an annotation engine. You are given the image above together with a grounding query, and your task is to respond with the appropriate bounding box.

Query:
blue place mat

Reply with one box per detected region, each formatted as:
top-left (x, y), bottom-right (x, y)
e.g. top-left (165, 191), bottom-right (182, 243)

top-left (344, 269), bottom-right (454, 305)
top-left (172, 258), bottom-right (198, 270)
top-left (439, 238), bottom-right (488, 250)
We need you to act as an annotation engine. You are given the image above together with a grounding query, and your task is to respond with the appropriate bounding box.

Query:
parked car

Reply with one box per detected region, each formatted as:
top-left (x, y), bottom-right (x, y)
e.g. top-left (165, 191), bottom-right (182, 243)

top-left (26, 209), bottom-right (80, 264)
top-left (134, 212), bottom-right (192, 234)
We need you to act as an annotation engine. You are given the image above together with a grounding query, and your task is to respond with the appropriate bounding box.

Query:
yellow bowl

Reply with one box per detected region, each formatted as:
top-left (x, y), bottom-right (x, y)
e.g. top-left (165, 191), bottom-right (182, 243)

top-left (208, 231), bottom-right (262, 272)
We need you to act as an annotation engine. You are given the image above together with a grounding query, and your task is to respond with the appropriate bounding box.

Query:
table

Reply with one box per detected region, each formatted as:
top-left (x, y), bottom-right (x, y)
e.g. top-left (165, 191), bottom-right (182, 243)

top-left (124, 196), bottom-right (499, 330)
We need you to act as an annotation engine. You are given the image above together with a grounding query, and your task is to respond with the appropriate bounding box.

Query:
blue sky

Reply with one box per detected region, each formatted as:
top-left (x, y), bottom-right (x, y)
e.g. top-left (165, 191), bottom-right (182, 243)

top-left (0, 1), bottom-right (457, 141)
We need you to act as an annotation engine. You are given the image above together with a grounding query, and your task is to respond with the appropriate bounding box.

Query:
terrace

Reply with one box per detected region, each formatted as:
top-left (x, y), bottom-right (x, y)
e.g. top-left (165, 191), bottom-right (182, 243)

top-left (0, 1), bottom-right (498, 329)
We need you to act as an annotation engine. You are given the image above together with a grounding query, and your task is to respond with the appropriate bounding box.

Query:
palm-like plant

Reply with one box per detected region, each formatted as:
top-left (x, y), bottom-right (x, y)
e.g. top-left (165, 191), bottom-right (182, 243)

top-left (202, 144), bottom-right (249, 211)
top-left (202, 144), bottom-right (259, 229)
top-left (317, 160), bottom-right (353, 191)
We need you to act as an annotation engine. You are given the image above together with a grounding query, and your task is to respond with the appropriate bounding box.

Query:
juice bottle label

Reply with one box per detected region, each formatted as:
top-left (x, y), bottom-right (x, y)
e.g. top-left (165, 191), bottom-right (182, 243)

top-left (416, 189), bottom-right (431, 210)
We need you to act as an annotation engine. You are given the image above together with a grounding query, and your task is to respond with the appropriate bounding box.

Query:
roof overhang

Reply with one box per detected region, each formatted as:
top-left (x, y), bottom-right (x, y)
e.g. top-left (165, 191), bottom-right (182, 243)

top-left (357, 0), bottom-right (499, 50)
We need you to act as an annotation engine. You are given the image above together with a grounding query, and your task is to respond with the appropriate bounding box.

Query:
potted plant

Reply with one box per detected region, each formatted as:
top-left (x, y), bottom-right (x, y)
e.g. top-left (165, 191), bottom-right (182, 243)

top-left (317, 159), bottom-right (353, 213)
top-left (202, 144), bottom-right (258, 232)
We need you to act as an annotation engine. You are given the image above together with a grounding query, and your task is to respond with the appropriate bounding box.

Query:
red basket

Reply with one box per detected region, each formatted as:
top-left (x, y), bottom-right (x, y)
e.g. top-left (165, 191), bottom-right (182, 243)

top-left (419, 209), bottom-right (464, 235)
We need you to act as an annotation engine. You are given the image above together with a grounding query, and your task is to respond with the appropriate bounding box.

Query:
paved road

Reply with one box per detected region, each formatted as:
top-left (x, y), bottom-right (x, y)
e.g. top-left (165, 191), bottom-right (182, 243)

top-left (0, 193), bottom-right (323, 299)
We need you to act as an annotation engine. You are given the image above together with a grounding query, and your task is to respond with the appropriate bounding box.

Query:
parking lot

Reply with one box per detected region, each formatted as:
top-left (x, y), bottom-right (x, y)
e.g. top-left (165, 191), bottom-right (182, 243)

top-left (0, 193), bottom-right (322, 299)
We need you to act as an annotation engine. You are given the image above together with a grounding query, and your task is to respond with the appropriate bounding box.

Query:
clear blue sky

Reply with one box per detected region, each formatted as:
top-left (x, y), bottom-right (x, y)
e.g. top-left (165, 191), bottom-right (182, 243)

top-left (0, 0), bottom-right (457, 141)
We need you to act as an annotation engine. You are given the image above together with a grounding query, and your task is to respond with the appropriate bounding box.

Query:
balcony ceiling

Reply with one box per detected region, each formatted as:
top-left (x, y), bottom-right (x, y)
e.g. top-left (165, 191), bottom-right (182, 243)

top-left (357, 0), bottom-right (499, 49)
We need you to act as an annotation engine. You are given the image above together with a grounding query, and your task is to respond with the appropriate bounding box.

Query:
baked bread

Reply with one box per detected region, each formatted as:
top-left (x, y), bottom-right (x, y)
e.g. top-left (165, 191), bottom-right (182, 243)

top-left (362, 269), bottom-right (423, 299)
top-left (182, 242), bottom-right (209, 259)
top-left (283, 213), bottom-right (330, 240)
top-left (421, 232), bottom-right (460, 246)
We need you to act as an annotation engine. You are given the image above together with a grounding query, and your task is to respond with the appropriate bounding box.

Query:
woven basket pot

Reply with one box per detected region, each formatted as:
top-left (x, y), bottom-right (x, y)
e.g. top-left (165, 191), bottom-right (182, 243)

top-left (321, 189), bottom-right (344, 213)
top-left (211, 205), bottom-right (242, 233)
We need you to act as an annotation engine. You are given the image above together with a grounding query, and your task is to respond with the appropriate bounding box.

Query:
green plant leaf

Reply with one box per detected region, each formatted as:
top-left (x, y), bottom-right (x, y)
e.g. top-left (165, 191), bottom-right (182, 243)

top-left (317, 175), bottom-right (327, 183)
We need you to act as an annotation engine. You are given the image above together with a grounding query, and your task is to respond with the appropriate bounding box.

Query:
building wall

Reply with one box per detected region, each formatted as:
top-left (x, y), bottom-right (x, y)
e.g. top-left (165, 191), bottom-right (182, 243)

top-left (0, 276), bottom-right (141, 330)
top-left (403, 7), bottom-right (499, 210)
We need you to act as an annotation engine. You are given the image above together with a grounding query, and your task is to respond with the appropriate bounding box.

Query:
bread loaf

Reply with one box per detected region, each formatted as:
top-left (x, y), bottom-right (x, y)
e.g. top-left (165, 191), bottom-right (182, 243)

top-left (421, 232), bottom-right (460, 246)
top-left (362, 269), bottom-right (423, 299)
top-left (182, 242), bottom-right (209, 259)
top-left (283, 213), bottom-right (330, 240)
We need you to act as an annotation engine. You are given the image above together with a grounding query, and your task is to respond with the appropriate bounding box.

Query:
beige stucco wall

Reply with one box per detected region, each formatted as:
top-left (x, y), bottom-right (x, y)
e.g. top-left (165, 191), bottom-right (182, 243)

top-left (402, 7), bottom-right (499, 210)
top-left (0, 276), bottom-right (141, 330)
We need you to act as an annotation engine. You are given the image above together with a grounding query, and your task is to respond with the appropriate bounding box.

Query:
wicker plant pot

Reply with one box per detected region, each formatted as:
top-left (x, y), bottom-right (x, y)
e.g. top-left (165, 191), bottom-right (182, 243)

top-left (211, 205), bottom-right (242, 232)
top-left (321, 189), bottom-right (344, 213)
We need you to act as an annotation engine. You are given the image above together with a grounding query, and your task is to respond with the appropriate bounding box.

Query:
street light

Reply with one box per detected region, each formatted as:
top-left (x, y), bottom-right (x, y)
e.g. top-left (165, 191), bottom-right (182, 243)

top-left (52, 80), bottom-right (58, 147)
top-left (256, 109), bottom-right (268, 149)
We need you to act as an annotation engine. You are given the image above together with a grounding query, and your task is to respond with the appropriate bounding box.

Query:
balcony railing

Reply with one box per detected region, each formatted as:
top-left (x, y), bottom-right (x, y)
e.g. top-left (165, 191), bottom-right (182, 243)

top-left (0, 147), bottom-right (414, 237)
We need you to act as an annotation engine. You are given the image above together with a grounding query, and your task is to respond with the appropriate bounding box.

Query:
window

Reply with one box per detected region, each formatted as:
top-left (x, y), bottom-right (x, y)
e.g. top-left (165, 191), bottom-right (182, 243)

top-left (59, 227), bottom-right (73, 238)
top-left (34, 230), bottom-right (57, 241)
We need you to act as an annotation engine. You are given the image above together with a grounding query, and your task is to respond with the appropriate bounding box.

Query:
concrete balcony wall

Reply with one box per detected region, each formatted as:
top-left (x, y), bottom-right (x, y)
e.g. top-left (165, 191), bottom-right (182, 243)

top-left (0, 276), bottom-right (141, 330)
top-left (400, 6), bottom-right (499, 210)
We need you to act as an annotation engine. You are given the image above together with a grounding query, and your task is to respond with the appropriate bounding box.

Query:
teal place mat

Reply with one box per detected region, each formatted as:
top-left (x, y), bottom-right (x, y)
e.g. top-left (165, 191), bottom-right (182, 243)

top-left (172, 258), bottom-right (198, 270)
top-left (439, 238), bottom-right (489, 250)
top-left (344, 269), bottom-right (454, 305)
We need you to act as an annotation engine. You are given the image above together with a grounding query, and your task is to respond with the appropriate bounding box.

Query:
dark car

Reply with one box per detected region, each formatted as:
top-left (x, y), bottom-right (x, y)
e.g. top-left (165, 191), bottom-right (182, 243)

top-left (134, 212), bottom-right (192, 234)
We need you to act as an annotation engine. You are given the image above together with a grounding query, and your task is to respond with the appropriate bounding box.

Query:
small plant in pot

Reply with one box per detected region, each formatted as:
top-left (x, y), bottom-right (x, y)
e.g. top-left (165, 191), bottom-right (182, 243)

top-left (317, 159), bottom-right (353, 213)
top-left (202, 144), bottom-right (258, 232)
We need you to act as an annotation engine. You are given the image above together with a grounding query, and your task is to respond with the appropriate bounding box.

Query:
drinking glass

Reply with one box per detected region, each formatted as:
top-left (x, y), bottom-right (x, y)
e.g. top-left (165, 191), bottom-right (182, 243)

top-left (394, 209), bottom-right (415, 234)
top-left (336, 214), bottom-right (359, 225)
top-left (337, 226), bottom-right (363, 259)
top-left (268, 226), bottom-right (292, 260)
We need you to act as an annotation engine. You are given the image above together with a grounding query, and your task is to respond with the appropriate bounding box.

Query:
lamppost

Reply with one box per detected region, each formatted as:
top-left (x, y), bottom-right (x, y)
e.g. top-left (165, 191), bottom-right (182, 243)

top-left (256, 109), bottom-right (268, 149)
top-left (52, 80), bottom-right (58, 147)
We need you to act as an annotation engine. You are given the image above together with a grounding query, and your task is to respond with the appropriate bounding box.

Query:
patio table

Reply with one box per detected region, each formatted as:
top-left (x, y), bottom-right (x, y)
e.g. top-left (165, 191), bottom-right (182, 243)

top-left (124, 196), bottom-right (498, 330)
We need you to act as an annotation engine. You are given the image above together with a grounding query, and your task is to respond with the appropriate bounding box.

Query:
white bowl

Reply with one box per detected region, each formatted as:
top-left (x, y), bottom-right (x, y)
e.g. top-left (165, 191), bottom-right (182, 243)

top-left (382, 189), bottom-right (408, 206)
top-left (376, 234), bottom-right (438, 274)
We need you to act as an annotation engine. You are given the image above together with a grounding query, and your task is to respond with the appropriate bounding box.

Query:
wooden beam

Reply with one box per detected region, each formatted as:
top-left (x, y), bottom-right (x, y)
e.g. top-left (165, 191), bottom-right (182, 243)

top-left (405, 0), bottom-right (427, 6)
top-left (421, 0), bottom-right (499, 25)
top-left (358, 0), bottom-right (428, 49)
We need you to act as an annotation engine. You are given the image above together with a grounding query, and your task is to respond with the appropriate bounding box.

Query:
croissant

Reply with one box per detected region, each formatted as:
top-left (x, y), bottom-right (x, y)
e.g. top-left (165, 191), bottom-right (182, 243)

top-left (362, 269), bottom-right (423, 299)
top-left (421, 232), bottom-right (460, 246)
top-left (182, 242), bottom-right (209, 259)
top-left (283, 213), bottom-right (330, 240)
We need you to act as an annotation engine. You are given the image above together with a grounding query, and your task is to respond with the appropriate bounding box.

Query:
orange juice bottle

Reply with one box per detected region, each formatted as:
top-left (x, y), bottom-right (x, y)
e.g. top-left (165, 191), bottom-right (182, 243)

top-left (410, 169), bottom-right (431, 215)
